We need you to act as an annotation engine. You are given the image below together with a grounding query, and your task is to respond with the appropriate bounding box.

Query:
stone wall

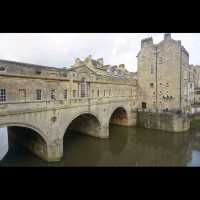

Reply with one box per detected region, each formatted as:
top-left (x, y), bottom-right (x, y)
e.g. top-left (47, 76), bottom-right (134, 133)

top-left (0, 127), bottom-right (8, 160)
top-left (137, 111), bottom-right (190, 132)
top-left (137, 33), bottom-right (192, 113)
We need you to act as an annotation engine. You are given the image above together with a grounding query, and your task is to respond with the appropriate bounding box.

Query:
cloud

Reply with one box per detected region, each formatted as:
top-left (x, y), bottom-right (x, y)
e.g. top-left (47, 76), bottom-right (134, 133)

top-left (0, 33), bottom-right (199, 72)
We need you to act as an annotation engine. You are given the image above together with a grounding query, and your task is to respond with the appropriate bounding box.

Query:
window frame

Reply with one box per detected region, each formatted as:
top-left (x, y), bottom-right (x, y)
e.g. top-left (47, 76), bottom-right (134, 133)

top-left (36, 89), bottom-right (42, 100)
top-left (64, 89), bottom-right (68, 99)
top-left (0, 89), bottom-right (6, 102)
top-left (51, 89), bottom-right (56, 100)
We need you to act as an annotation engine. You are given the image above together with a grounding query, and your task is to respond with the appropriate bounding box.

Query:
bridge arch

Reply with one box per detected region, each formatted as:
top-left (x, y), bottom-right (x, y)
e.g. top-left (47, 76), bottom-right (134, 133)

top-left (63, 111), bottom-right (102, 139)
top-left (0, 122), bottom-right (47, 142)
top-left (109, 106), bottom-right (129, 127)
top-left (0, 122), bottom-right (49, 162)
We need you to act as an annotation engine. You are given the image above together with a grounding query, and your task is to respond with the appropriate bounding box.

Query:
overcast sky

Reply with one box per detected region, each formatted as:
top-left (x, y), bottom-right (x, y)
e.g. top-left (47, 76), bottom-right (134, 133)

top-left (0, 33), bottom-right (199, 72)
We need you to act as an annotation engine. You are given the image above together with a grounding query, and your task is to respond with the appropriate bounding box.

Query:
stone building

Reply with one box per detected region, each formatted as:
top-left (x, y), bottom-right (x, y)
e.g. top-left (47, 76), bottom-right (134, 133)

top-left (0, 55), bottom-right (136, 106)
top-left (137, 33), bottom-right (194, 113)
top-left (0, 33), bottom-right (198, 161)
top-left (190, 65), bottom-right (200, 104)
top-left (0, 56), bottom-right (138, 161)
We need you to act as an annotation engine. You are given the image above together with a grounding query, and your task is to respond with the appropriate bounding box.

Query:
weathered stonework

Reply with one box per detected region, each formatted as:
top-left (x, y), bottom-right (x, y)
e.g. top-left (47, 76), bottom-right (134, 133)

top-left (137, 33), bottom-right (194, 113)
top-left (1, 33), bottom-right (200, 162)
top-left (137, 111), bottom-right (190, 132)
top-left (0, 56), bottom-right (137, 161)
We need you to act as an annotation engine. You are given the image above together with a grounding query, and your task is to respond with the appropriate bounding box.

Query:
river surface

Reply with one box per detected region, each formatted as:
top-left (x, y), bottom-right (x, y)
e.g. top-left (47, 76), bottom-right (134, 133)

top-left (1, 121), bottom-right (200, 167)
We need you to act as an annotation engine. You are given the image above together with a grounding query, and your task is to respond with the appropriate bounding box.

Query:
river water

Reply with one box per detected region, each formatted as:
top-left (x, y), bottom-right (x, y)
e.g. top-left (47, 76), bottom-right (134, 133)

top-left (1, 121), bottom-right (200, 167)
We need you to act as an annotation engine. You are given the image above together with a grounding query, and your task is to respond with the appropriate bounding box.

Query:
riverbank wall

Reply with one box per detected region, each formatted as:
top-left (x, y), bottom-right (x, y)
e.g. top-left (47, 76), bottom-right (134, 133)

top-left (137, 110), bottom-right (190, 132)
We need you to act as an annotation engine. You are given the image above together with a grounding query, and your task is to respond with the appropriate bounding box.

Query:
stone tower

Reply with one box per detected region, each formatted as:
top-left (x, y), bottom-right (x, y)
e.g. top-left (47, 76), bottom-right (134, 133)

top-left (137, 33), bottom-right (193, 112)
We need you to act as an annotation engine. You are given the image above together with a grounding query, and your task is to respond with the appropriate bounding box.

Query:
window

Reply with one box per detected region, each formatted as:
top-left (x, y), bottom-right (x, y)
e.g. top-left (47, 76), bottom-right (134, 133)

top-left (150, 65), bottom-right (154, 74)
top-left (109, 89), bottom-right (111, 96)
top-left (36, 89), bottom-right (42, 100)
top-left (0, 89), bottom-right (6, 102)
top-left (159, 57), bottom-right (163, 64)
top-left (190, 83), bottom-right (193, 89)
top-left (63, 73), bottom-right (67, 77)
top-left (150, 83), bottom-right (154, 87)
top-left (160, 83), bottom-right (162, 85)
top-left (142, 102), bottom-right (147, 109)
top-left (19, 89), bottom-right (26, 100)
top-left (97, 90), bottom-right (99, 97)
top-left (80, 78), bottom-right (87, 97)
top-left (160, 91), bottom-right (162, 94)
top-left (51, 89), bottom-right (56, 100)
top-left (73, 90), bottom-right (76, 98)
top-left (166, 83), bottom-right (169, 87)
top-left (35, 70), bottom-right (42, 75)
top-left (104, 90), bottom-right (106, 96)
top-left (64, 90), bottom-right (67, 99)
top-left (0, 67), bottom-right (5, 71)
top-left (92, 89), bottom-right (94, 97)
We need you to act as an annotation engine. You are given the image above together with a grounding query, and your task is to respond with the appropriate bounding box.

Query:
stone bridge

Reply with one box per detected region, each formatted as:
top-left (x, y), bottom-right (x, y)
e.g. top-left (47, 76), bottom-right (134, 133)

top-left (0, 96), bottom-right (137, 162)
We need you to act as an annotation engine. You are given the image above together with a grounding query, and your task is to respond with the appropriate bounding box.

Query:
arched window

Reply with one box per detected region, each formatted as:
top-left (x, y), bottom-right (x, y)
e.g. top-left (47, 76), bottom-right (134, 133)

top-left (80, 78), bottom-right (88, 97)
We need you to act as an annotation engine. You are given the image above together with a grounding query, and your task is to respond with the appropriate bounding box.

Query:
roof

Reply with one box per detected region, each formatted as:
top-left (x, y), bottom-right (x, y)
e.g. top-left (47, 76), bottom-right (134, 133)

top-left (0, 59), bottom-right (63, 71)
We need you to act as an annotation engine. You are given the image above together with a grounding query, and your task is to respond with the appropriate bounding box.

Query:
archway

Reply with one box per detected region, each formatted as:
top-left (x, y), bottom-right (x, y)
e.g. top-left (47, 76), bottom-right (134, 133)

top-left (109, 107), bottom-right (128, 126)
top-left (62, 113), bottom-right (102, 163)
top-left (0, 125), bottom-right (48, 163)
top-left (64, 113), bottom-right (101, 138)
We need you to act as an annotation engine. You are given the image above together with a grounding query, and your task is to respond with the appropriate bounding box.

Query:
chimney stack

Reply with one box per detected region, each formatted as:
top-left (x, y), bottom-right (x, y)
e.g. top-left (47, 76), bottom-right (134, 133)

top-left (164, 33), bottom-right (171, 40)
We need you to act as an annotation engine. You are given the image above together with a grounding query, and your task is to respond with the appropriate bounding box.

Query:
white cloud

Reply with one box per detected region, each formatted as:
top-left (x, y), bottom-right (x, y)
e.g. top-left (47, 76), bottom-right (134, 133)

top-left (0, 33), bottom-right (199, 72)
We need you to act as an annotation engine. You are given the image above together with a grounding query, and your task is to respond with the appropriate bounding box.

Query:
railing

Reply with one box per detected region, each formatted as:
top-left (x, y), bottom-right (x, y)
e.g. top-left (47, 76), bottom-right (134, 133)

top-left (0, 96), bottom-right (134, 115)
top-left (137, 108), bottom-right (191, 117)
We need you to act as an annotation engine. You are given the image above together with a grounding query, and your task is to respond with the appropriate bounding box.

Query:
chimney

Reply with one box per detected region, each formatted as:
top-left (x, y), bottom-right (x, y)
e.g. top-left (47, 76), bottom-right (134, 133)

top-left (141, 37), bottom-right (153, 48)
top-left (75, 58), bottom-right (81, 64)
top-left (97, 58), bottom-right (103, 66)
top-left (119, 64), bottom-right (125, 69)
top-left (164, 33), bottom-right (171, 40)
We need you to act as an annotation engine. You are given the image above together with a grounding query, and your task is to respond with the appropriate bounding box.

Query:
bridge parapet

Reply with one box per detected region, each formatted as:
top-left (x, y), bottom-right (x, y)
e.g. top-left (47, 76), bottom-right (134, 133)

top-left (0, 96), bottom-right (136, 116)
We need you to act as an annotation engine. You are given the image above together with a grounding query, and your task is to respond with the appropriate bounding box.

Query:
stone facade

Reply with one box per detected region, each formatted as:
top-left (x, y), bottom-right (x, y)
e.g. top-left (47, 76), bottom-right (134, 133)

top-left (190, 65), bottom-right (200, 104)
top-left (137, 111), bottom-right (190, 132)
top-left (0, 56), bottom-right (136, 103)
top-left (137, 33), bottom-right (194, 113)
top-left (0, 56), bottom-right (137, 161)
top-left (1, 33), bottom-right (200, 161)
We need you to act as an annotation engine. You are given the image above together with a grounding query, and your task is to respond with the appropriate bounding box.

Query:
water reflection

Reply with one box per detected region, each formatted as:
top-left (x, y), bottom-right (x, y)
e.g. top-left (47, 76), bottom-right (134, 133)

top-left (2, 123), bottom-right (200, 166)
top-left (63, 131), bottom-right (105, 166)
top-left (109, 125), bottom-right (129, 155)
top-left (134, 128), bottom-right (191, 166)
